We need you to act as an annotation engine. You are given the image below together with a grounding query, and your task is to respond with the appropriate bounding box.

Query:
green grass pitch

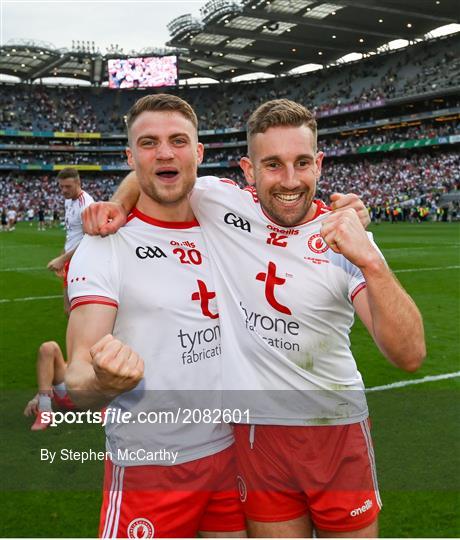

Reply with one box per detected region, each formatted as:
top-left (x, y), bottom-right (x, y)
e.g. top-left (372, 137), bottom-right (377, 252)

top-left (0, 221), bottom-right (459, 537)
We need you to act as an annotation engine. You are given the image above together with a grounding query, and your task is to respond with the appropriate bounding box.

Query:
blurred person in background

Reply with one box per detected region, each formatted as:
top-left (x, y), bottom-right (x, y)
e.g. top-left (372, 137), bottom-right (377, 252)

top-left (47, 168), bottom-right (94, 314)
top-left (23, 340), bottom-right (74, 431)
top-left (6, 206), bottom-right (17, 231)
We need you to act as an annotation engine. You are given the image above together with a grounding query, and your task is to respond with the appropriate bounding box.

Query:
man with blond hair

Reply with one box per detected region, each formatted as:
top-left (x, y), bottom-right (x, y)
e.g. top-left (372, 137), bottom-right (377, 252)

top-left (65, 94), bottom-right (246, 539)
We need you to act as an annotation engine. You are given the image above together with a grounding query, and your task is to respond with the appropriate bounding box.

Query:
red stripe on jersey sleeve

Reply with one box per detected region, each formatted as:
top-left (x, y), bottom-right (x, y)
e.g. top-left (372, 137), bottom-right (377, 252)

top-left (219, 178), bottom-right (238, 186)
top-left (243, 185), bottom-right (259, 203)
top-left (70, 295), bottom-right (118, 311)
top-left (350, 282), bottom-right (367, 303)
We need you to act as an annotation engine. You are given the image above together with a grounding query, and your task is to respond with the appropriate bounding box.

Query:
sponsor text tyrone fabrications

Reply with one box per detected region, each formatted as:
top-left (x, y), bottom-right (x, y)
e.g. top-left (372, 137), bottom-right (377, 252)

top-left (177, 324), bottom-right (221, 365)
top-left (239, 300), bottom-right (301, 352)
top-left (40, 448), bottom-right (179, 464)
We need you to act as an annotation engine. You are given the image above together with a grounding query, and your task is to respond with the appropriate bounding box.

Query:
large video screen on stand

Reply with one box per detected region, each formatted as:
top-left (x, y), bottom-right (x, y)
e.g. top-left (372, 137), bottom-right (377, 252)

top-left (108, 55), bottom-right (178, 88)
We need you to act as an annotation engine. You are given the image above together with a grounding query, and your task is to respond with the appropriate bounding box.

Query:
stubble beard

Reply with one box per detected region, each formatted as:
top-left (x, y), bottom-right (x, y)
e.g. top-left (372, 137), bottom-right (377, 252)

top-left (260, 189), bottom-right (315, 227)
top-left (141, 174), bottom-right (195, 207)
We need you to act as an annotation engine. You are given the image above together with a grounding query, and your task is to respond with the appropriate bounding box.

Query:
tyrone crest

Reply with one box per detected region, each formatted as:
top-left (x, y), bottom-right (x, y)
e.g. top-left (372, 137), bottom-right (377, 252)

top-left (127, 518), bottom-right (155, 538)
top-left (307, 233), bottom-right (329, 254)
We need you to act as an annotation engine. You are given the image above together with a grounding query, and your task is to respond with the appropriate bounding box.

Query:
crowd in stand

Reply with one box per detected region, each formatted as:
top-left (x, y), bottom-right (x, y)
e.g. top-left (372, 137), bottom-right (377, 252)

top-left (0, 35), bottom-right (458, 224)
top-left (0, 173), bottom-right (118, 221)
top-left (0, 36), bottom-right (458, 133)
top-left (318, 151), bottom-right (459, 205)
top-left (189, 45), bottom-right (459, 130)
top-left (1, 151), bottom-right (458, 223)
top-left (220, 150), bottom-right (459, 203)
top-left (1, 120), bottom-right (457, 168)
top-left (0, 86), bottom-right (98, 132)
top-left (0, 151), bottom-right (128, 166)
top-left (320, 120), bottom-right (458, 155)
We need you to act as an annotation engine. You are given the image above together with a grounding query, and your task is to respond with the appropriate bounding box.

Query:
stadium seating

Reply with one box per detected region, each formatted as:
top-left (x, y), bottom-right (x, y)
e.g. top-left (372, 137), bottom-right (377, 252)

top-left (0, 33), bottom-right (458, 221)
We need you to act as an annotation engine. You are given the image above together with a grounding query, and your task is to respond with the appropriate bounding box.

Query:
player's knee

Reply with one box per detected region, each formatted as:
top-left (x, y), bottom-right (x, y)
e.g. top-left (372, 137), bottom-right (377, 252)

top-left (39, 341), bottom-right (60, 358)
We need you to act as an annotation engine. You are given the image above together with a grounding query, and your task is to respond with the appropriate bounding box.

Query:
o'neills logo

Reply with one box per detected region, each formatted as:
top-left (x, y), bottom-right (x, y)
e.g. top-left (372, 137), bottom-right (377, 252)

top-left (307, 233), bottom-right (329, 254)
top-left (127, 518), bottom-right (155, 538)
top-left (350, 499), bottom-right (373, 517)
top-left (267, 224), bottom-right (299, 236)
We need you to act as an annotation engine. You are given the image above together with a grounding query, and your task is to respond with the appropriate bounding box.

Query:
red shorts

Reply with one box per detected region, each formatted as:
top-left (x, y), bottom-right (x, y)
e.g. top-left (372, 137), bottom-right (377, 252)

top-left (99, 444), bottom-right (245, 538)
top-left (233, 420), bottom-right (381, 532)
top-left (63, 260), bottom-right (70, 288)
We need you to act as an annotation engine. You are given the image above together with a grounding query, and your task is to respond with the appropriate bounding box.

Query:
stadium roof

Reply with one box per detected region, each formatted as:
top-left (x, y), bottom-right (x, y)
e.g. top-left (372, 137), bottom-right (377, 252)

top-left (170, 0), bottom-right (459, 79)
top-left (0, 0), bottom-right (458, 84)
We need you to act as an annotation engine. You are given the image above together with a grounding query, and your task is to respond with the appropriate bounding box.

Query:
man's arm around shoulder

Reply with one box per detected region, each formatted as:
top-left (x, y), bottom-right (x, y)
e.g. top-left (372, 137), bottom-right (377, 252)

top-left (83, 171), bottom-right (140, 236)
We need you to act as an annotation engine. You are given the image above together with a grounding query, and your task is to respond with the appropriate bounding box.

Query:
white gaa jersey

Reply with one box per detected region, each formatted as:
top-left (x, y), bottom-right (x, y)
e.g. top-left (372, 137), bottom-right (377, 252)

top-left (68, 208), bottom-right (233, 466)
top-left (64, 190), bottom-right (94, 251)
top-left (191, 176), bottom-right (380, 426)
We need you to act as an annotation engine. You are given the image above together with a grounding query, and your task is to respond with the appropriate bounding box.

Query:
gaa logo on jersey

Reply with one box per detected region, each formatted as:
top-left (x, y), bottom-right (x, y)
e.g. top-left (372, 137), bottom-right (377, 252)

top-left (135, 246), bottom-right (167, 259)
top-left (307, 233), bottom-right (329, 254)
top-left (223, 212), bottom-right (251, 233)
top-left (127, 517), bottom-right (155, 538)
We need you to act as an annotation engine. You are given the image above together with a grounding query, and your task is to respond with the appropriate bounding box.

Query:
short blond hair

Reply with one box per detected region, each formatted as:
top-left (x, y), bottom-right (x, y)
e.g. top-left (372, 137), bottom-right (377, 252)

top-left (126, 94), bottom-right (198, 142)
top-left (247, 99), bottom-right (317, 152)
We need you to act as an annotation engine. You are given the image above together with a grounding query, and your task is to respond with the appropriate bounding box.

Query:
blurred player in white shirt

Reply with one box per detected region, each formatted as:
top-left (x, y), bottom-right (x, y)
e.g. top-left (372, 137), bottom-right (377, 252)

top-left (26, 208), bottom-right (34, 226)
top-left (47, 168), bottom-right (94, 314)
top-left (6, 207), bottom-right (17, 231)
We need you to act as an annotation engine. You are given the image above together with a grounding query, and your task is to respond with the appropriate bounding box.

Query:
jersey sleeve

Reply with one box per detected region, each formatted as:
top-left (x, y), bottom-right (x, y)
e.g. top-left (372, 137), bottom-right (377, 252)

top-left (189, 176), bottom-right (222, 214)
top-left (84, 192), bottom-right (95, 207)
top-left (67, 234), bottom-right (119, 311)
top-left (346, 232), bottom-right (386, 303)
top-left (78, 192), bottom-right (95, 223)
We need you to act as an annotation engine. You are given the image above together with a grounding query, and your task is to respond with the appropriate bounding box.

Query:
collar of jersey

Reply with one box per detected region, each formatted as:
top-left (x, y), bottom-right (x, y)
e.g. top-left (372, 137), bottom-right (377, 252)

top-left (260, 199), bottom-right (330, 228)
top-left (128, 207), bottom-right (200, 229)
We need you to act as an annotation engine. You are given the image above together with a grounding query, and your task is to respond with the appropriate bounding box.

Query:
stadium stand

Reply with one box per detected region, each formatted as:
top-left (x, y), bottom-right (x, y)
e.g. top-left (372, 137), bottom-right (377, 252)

top-left (0, 25), bottom-right (458, 223)
top-left (0, 34), bottom-right (459, 132)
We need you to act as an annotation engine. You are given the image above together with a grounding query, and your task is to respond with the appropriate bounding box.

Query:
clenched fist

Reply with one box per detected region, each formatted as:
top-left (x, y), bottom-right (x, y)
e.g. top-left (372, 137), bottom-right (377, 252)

top-left (330, 193), bottom-right (370, 228)
top-left (320, 208), bottom-right (380, 269)
top-left (82, 202), bottom-right (127, 236)
top-left (90, 334), bottom-right (144, 395)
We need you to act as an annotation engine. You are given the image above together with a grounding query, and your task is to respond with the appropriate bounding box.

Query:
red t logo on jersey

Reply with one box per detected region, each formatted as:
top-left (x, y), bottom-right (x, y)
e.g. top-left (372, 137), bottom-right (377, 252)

top-left (256, 262), bottom-right (292, 315)
top-left (266, 232), bottom-right (288, 248)
top-left (191, 280), bottom-right (219, 319)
